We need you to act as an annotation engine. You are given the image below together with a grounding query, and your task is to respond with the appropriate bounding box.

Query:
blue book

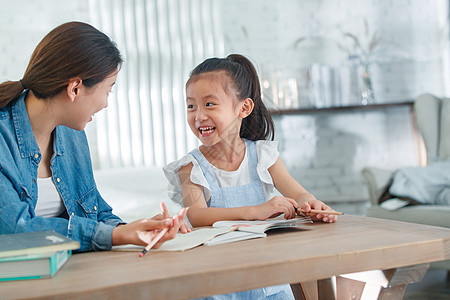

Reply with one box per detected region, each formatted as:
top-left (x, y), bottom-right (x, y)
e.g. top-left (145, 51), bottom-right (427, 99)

top-left (0, 231), bottom-right (79, 259)
top-left (0, 250), bottom-right (72, 281)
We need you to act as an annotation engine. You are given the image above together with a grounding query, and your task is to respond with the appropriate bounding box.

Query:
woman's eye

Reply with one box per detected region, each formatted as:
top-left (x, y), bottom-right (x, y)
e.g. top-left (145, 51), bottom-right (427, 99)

top-left (187, 104), bottom-right (194, 109)
top-left (206, 102), bottom-right (215, 107)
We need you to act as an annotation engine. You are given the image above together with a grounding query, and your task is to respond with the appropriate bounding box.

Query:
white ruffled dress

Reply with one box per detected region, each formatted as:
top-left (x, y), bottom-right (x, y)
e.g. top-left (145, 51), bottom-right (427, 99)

top-left (163, 140), bottom-right (280, 207)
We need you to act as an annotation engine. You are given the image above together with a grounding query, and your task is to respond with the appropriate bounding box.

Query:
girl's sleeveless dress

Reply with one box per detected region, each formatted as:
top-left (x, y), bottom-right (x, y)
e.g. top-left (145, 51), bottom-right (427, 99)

top-left (169, 139), bottom-right (294, 300)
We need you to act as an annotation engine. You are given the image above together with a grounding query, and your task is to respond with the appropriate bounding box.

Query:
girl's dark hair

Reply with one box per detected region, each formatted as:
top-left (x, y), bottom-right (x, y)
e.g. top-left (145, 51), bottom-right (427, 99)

top-left (187, 54), bottom-right (274, 141)
top-left (0, 21), bottom-right (123, 108)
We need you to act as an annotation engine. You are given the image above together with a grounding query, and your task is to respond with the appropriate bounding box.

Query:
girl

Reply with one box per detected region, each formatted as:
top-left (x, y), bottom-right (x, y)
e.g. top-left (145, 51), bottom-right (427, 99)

top-left (164, 54), bottom-right (338, 299)
top-left (0, 21), bottom-right (184, 252)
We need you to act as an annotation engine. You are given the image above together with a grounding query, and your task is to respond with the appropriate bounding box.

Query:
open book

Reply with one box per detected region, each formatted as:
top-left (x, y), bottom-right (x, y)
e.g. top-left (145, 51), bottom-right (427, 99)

top-left (112, 216), bottom-right (312, 251)
top-left (111, 227), bottom-right (236, 252)
top-left (204, 216), bottom-right (313, 246)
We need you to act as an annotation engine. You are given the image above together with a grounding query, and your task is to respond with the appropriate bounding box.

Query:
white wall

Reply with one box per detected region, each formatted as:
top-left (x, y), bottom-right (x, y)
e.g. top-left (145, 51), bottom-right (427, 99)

top-left (218, 0), bottom-right (449, 104)
top-left (218, 0), bottom-right (448, 213)
top-left (0, 0), bottom-right (90, 82)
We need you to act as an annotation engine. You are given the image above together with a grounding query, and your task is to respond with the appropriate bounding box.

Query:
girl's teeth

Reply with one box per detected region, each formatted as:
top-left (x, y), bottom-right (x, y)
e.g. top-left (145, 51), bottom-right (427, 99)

top-left (200, 127), bottom-right (214, 134)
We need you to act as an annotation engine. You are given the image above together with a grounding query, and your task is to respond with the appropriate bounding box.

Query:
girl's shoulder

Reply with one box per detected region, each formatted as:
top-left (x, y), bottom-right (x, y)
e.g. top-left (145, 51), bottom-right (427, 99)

top-left (254, 139), bottom-right (279, 162)
top-left (163, 153), bottom-right (197, 178)
top-left (252, 140), bottom-right (280, 189)
top-left (163, 152), bottom-right (212, 205)
top-left (163, 152), bottom-right (208, 188)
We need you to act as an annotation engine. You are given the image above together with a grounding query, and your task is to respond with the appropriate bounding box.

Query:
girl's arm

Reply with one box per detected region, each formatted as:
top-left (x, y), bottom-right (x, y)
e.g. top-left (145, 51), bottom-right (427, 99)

top-left (268, 157), bottom-right (338, 223)
top-left (177, 163), bottom-right (297, 227)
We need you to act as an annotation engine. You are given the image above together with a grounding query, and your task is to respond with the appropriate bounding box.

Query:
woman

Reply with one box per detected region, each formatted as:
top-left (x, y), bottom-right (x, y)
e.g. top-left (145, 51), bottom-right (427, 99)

top-left (0, 21), bottom-right (182, 251)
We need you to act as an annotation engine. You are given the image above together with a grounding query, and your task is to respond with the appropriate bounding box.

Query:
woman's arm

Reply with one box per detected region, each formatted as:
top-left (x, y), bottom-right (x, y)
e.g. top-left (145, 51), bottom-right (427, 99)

top-left (177, 163), bottom-right (297, 226)
top-left (268, 157), bottom-right (337, 222)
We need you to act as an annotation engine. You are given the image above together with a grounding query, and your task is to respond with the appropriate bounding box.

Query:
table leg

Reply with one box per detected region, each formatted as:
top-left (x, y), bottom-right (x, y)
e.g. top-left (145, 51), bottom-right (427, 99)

top-left (292, 278), bottom-right (338, 300)
top-left (336, 276), bottom-right (365, 299)
top-left (291, 281), bottom-right (318, 300)
top-left (337, 263), bottom-right (429, 300)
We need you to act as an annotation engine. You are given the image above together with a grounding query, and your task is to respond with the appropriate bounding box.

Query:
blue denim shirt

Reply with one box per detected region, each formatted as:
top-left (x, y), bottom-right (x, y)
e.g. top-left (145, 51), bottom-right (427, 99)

top-left (0, 91), bottom-right (123, 251)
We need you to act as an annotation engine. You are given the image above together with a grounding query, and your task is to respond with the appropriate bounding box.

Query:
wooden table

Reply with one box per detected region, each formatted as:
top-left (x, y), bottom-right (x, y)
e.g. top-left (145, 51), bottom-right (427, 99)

top-left (1, 215), bottom-right (449, 299)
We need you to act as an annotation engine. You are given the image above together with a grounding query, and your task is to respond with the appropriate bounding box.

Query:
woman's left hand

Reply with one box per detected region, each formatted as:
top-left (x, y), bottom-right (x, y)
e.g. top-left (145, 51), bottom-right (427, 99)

top-left (153, 202), bottom-right (191, 234)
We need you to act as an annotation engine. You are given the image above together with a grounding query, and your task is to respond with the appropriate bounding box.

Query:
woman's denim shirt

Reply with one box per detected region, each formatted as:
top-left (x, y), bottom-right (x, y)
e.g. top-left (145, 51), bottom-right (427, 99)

top-left (0, 91), bottom-right (123, 251)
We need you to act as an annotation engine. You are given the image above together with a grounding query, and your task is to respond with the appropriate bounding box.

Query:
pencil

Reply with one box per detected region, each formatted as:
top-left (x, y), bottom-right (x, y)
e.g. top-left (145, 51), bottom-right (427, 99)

top-left (296, 208), bottom-right (344, 215)
top-left (139, 227), bottom-right (169, 257)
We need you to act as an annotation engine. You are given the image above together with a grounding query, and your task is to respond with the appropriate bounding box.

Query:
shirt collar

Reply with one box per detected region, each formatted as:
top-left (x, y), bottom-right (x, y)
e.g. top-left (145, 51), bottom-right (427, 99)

top-left (11, 90), bottom-right (64, 158)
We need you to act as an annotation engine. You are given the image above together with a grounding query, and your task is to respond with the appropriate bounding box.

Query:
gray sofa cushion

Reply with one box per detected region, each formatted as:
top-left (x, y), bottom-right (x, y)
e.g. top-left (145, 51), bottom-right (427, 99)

top-left (367, 205), bottom-right (450, 228)
top-left (440, 98), bottom-right (450, 161)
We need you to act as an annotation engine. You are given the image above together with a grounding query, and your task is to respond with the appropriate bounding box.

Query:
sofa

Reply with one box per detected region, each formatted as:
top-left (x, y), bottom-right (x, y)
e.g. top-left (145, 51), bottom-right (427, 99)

top-left (361, 93), bottom-right (450, 271)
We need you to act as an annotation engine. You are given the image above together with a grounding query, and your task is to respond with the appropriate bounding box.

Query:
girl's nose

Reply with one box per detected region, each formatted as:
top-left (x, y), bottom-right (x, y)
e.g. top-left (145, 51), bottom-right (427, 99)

top-left (195, 108), bottom-right (208, 121)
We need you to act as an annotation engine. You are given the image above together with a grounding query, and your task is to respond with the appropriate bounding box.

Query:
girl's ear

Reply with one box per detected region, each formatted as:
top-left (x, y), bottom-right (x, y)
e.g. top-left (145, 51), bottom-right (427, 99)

top-left (239, 98), bottom-right (254, 118)
top-left (66, 78), bottom-right (83, 102)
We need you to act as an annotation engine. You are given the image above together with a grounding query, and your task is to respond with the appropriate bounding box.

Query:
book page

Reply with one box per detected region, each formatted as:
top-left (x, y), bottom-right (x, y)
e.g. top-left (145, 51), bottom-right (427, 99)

top-left (204, 231), bottom-right (266, 246)
top-left (112, 227), bottom-right (234, 252)
top-left (212, 217), bottom-right (313, 234)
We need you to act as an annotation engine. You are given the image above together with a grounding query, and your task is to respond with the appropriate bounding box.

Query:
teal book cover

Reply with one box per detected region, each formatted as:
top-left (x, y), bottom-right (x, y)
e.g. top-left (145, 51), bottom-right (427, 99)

top-left (0, 250), bottom-right (72, 281)
top-left (0, 231), bottom-right (79, 259)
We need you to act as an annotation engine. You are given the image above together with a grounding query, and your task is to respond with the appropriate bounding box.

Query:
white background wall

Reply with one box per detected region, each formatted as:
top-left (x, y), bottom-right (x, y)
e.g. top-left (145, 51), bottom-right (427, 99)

top-left (217, 0), bottom-right (448, 214)
top-left (0, 0), bottom-right (90, 82)
top-left (219, 0), bottom-right (449, 104)
top-left (1, 0), bottom-right (447, 215)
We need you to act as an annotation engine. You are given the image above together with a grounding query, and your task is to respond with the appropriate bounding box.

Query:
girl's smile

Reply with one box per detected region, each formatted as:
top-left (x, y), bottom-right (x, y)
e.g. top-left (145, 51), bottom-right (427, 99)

top-left (198, 126), bottom-right (216, 136)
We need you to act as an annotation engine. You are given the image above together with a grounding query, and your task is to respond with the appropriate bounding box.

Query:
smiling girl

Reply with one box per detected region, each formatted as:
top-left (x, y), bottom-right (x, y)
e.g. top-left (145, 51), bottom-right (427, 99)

top-left (164, 54), bottom-right (338, 299)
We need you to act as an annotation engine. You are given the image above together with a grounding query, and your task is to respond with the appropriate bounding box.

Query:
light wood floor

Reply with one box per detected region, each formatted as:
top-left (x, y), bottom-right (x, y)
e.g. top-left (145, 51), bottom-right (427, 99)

top-left (404, 269), bottom-right (450, 300)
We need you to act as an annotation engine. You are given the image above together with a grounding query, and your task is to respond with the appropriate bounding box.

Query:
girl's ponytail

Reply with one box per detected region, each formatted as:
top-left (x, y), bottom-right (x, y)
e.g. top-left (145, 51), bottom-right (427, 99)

top-left (226, 54), bottom-right (274, 141)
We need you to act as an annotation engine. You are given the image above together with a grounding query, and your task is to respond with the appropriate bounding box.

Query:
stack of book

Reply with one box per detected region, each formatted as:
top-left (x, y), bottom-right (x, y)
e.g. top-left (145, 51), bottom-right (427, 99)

top-left (0, 231), bottom-right (80, 281)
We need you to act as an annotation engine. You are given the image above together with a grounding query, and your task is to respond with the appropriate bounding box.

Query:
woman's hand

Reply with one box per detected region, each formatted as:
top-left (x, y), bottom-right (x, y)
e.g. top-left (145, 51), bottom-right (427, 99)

top-left (253, 195), bottom-right (298, 220)
top-left (178, 208), bottom-right (191, 233)
top-left (111, 217), bottom-right (178, 247)
top-left (112, 202), bottom-right (190, 247)
top-left (153, 202), bottom-right (191, 234)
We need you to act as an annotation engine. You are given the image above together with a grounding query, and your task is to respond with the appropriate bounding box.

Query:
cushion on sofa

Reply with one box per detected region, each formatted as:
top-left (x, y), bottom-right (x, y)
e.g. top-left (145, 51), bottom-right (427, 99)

top-left (366, 205), bottom-right (450, 228)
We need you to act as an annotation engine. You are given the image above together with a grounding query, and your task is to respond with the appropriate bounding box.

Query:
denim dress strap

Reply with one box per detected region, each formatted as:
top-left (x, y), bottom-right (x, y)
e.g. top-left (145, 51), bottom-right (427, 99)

top-left (190, 139), bottom-right (266, 208)
top-left (189, 140), bottom-right (294, 300)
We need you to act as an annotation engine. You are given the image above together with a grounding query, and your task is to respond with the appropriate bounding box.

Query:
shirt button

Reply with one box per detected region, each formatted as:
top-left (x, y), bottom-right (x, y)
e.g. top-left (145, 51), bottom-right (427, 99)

top-left (56, 178), bottom-right (61, 183)
top-left (71, 212), bottom-right (74, 216)
top-left (94, 206), bottom-right (97, 211)
top-left (34, 154), bottom-right (39, 159)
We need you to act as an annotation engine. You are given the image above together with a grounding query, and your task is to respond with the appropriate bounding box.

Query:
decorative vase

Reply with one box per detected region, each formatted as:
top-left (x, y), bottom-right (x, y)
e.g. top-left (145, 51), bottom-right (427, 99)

top-left (361, 64), bottom-right (375, 105)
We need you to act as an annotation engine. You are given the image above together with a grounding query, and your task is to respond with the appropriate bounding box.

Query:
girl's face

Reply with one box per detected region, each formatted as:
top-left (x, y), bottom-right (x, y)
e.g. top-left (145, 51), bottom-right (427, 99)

top-left (66, 71), bottom-right (117, 131)
top-left (186, 73), bottom-right (244, 146)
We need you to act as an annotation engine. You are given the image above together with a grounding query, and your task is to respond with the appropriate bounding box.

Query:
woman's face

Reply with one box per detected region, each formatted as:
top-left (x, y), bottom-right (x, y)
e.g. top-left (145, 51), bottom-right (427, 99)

top-left (66, 71), bottom-right (117, 131)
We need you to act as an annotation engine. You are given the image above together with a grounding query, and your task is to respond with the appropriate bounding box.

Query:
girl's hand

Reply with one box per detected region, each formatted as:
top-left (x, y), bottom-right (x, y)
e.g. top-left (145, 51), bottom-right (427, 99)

top-left (254, 195), bottom-right (298, 220)
top-left (298, 200), bottom-right (338, 223)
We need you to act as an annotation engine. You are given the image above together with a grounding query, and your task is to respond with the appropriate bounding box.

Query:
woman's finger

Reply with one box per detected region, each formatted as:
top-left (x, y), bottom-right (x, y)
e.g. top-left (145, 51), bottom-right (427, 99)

top-left (160, 202), bottom-right (170, 219)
